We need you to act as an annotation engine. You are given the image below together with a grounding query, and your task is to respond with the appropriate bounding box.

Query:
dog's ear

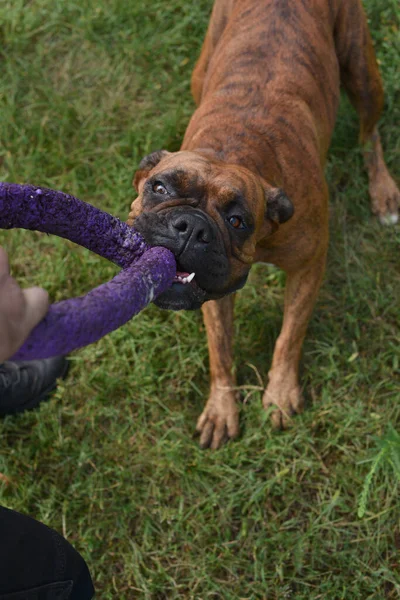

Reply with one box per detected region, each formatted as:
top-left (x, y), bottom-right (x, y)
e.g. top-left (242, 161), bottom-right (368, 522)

top-left (265, 187), bottom-right (294, 225)
top-left (133, 150), bottom-right (170, 192)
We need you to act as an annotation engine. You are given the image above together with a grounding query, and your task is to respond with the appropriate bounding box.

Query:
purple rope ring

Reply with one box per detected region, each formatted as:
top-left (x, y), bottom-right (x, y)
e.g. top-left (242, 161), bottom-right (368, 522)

top-left (0, 183), bottom-right (176, 360)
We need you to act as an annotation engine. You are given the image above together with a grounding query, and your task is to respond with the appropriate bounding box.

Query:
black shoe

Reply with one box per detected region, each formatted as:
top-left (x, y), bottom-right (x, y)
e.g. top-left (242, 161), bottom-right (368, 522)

top-left (0, 357), bottom-right (69, 417)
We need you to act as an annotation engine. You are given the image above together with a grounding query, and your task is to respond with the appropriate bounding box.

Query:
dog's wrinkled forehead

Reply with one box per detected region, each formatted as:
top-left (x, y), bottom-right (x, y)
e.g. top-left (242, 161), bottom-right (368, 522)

top-left (147, 151), bottom-right (264, 211)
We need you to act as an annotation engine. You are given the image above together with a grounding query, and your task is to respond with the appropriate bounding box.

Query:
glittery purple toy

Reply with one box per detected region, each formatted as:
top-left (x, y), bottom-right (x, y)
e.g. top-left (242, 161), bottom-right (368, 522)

top-left (0, 183), bottom-right (176, 360)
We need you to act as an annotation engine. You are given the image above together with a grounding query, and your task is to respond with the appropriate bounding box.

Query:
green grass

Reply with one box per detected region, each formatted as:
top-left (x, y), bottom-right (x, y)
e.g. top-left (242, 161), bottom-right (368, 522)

top-left (0, 0), bottom-right (399, 598)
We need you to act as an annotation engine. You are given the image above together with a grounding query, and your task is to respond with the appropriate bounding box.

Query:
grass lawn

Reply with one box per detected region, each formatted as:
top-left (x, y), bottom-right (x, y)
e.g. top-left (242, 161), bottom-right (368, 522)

top-left (0, 0), bottom-right (399, 598)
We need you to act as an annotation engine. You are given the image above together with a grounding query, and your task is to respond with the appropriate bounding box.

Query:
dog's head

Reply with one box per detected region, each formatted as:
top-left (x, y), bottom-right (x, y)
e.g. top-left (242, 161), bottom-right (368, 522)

top-left (128, 150), bottom-right (293, 310)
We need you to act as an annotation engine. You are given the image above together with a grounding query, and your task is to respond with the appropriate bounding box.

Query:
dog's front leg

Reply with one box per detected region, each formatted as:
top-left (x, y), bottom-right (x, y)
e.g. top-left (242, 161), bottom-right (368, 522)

top-left (263, 251), bottom-right (327, 428)
top-left (197, 295), bottom-right (239, 449)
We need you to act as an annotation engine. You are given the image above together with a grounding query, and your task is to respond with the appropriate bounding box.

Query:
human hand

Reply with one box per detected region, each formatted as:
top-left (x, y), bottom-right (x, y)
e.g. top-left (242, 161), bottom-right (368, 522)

top-left (0, 247), bottom-right (49, 362)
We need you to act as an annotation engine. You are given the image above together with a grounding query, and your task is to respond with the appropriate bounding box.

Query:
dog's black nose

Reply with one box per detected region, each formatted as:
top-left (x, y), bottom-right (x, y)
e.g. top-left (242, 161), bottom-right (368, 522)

top-left (170, 212), bottom-right (213, 247)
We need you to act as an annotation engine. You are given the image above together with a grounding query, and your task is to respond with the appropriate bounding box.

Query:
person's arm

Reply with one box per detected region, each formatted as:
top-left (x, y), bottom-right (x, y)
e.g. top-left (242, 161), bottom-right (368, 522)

top-left (0, 247), bottom-right (49, 362)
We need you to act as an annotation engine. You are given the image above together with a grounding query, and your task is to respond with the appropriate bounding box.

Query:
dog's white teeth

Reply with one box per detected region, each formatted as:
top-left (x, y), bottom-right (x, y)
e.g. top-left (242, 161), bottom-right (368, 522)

top-left (174, 272), bottom-right (195, 284)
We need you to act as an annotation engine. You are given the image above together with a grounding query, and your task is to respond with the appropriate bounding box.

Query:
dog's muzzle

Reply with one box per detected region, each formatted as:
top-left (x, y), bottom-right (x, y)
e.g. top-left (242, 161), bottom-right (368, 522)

top-left (133, 207), bottom-right (232, 310)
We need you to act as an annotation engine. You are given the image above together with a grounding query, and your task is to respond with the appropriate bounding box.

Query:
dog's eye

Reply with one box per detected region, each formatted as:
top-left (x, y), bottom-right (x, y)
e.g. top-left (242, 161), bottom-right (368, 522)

top-left (228, 215), bottom-right (246, 230)
top-left (152, 181), bottom-right (168, 195)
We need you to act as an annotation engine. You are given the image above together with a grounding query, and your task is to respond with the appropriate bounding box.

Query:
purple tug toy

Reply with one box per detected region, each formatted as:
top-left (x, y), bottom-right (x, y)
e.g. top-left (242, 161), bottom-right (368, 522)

top-left (0, 183), bottom-right (176, 361)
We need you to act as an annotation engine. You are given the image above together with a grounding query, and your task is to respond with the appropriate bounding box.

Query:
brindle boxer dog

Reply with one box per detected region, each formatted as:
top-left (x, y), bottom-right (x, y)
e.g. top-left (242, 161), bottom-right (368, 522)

top-left (128, 0), bottom-right (400, 449)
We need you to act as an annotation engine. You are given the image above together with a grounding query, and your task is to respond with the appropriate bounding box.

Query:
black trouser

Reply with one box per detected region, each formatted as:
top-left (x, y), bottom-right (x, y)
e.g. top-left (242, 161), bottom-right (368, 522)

top-left (0, 506), bottom-right (95, 599)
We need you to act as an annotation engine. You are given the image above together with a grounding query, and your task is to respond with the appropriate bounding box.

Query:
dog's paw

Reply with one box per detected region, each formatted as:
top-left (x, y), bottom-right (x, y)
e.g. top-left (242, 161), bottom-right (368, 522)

top-left (369, 170), bottom-right (400, 226)
top-left (262, 380), bottom-right (304, 429)
top-left (196, 388), bottom-right (239, 449)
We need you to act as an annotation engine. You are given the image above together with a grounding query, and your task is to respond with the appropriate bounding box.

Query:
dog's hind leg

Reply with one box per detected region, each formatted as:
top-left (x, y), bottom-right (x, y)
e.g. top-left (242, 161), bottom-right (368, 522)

top-left (334, 0), bottom-right (399, 224)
